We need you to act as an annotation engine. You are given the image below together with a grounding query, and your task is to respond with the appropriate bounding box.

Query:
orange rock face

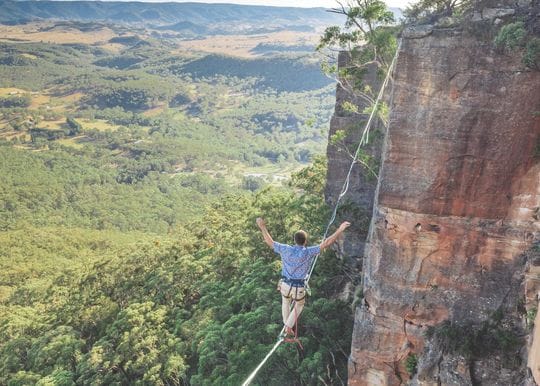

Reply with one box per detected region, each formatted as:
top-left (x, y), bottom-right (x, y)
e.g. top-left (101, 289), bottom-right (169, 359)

top-left (347, 26), bottom-right (540, 385)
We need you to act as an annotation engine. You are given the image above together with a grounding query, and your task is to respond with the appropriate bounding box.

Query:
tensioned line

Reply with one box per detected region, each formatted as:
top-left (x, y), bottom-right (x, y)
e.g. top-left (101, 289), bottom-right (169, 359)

top-left (241, 39), bottom-right (402, 386)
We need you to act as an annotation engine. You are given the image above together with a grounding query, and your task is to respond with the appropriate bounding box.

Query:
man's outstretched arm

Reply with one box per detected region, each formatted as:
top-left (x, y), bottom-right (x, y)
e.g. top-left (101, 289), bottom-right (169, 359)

top-left (256, 217), bottom-right (274, 248)
top-left (320, 221), bottom-right (351, 250)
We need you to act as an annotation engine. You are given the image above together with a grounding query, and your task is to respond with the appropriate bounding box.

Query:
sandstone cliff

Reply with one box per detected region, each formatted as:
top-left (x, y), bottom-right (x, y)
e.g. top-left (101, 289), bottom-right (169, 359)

top-left (325, 53), bottom-right (385, 301)
top-left (326, 11), bottom-right (540, 386)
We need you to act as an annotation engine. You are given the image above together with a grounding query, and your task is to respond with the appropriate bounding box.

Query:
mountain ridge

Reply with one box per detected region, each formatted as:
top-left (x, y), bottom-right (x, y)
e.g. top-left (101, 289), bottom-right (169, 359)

top-left (0, 0), bottom-right (346, 27)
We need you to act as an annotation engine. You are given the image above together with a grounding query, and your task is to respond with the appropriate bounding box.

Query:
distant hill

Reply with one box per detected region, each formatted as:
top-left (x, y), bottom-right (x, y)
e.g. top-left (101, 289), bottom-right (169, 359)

top-left (180, 54), bottom-right (332, 92)
top-left (0, 1), bottom-right (346, 33)
top-left (155, 20), bottom-right (209, 35)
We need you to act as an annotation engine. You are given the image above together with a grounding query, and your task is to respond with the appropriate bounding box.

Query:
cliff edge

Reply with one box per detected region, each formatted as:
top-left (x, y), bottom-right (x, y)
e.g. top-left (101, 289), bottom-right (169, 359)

top-left (334, 17), bottom-right (540, 386)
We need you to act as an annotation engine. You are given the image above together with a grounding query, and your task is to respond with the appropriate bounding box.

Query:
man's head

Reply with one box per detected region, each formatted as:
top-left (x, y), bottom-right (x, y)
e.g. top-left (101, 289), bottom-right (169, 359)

top-left (294, 230), bottom-right (308, 246)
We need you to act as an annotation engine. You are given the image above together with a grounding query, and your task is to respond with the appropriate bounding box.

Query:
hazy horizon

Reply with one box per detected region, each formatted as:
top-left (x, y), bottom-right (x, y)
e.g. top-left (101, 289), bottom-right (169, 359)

top-left (27, 0), bottom-right (412, 9)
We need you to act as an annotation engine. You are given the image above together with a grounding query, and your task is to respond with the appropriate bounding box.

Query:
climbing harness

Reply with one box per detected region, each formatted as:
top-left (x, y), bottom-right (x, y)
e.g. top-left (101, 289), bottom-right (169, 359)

top-left (241, 39), bottom-right (402, 386)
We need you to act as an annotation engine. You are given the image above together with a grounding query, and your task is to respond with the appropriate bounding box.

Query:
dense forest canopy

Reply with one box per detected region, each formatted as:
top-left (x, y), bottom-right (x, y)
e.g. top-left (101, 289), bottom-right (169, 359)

top-left (0, 2), bottom-right (363, 383)
top-left (1, 154), bottom-right (354, 385)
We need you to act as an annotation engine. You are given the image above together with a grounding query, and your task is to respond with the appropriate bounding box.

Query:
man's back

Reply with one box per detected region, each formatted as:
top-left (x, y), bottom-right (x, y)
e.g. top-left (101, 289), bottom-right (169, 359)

top-left (273, 242), bottom-right (320, 280)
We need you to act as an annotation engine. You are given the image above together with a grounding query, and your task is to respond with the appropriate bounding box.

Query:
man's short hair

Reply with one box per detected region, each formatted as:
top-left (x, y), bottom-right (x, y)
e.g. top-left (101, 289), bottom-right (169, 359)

top-left (294, 230), bottom-right (307, 246)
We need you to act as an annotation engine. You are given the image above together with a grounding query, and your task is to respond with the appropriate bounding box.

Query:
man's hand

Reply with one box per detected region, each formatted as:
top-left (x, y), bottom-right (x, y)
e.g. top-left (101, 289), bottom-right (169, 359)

top-left (320, 221), bottom-right (351, 250)
top-left (339, 221), bottom-right (351, 231)
top-left (256, 217), bottom-right (274, 248)
top-left (256, 217), bottom-right (266, 228)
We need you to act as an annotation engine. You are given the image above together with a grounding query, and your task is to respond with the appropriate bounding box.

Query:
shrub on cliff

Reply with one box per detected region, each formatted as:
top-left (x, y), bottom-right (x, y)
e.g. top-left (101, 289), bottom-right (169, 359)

top-left (494, 21), bottom-right (540, 70)
top-left (524, 38), bottom-right (540, 69)
top-left (494, 21), bottom-right (526, 51)
top-left (317, 0), bottom-right (399, 161)
top-left (318, 0), bottom-right (398, 72)
top-left (405, 0), bottom-right (473, 22)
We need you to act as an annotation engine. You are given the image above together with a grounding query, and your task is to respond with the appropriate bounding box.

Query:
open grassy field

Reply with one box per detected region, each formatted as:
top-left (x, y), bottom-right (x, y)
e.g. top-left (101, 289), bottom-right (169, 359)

top-left (78, 119), bottom-right (120, 131)
top-left (0, 21), bottom-right (321, 58)
top-left (0, 88), bottom-right (82, 109)
top-left (0, 87), bottom-right (28, 96)
top-left (55, 136), bottom-right (85, 149)
top-left (142, 104), bottom-right (167, 117)
top-left (0, 22), bottom-right (124, 50)
top-left (193, 160), bottom-right (305, 187)
top-left (175, 30), bottom-right (320, 57)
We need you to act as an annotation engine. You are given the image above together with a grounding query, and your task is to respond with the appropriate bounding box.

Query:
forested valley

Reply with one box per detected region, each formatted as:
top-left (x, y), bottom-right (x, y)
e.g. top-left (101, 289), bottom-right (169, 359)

top-left (2, 0), bottom-right (532, 384)
top-left (0, 7), bottom-right (354, 384)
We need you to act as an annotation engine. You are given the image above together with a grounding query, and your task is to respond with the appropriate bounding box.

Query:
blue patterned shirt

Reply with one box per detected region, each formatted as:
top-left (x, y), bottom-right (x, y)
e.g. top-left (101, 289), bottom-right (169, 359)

top-left (273, 242), bottom-right (321, 280)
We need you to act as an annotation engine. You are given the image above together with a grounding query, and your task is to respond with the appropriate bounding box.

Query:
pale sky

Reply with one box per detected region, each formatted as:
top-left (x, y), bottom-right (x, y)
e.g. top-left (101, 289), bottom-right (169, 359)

top-left (132, 0), bottom-right (413, 9)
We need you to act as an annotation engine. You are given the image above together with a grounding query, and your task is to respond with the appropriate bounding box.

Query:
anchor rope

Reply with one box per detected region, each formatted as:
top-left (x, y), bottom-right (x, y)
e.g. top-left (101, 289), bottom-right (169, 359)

top-left (241, 39), bottom-right (402, 386)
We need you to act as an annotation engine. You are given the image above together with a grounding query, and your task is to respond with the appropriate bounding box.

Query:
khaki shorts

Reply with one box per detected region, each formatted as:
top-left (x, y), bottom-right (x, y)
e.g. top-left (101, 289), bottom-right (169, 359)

top-left (279, 280), bottom-right (306, 302)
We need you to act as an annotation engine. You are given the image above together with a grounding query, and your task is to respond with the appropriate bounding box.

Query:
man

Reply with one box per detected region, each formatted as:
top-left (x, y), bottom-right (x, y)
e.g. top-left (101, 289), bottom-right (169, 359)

top-left (256, 217), bottom-right (351, 337)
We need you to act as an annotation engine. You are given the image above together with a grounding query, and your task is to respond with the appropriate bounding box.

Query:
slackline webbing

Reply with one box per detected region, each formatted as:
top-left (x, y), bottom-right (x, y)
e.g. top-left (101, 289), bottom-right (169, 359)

top-left (241, 39), bottom-right (402, 386)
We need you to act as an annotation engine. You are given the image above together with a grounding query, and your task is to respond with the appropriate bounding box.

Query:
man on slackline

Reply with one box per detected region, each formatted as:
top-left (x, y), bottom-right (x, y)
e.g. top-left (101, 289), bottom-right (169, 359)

top-left (256, 218), bottom-right (351, 337)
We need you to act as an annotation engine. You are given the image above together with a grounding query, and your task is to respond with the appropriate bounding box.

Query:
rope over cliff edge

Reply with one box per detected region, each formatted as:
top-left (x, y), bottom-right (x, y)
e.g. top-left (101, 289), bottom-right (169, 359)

top-left (241, 39), bottom-right (402, 386)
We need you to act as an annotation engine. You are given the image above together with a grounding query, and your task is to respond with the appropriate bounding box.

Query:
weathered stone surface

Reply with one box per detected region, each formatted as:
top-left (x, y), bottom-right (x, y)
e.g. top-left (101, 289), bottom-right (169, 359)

top-left (402, 25), bottom-right (434, 39)
top-left (438, 356), bottom-right (473, 385)
top-left (527, 260), bottom-right (540, 384)
top-left (530, 302), bottom-right (540, 383)
top-left (325, 51), bottom-right (384, 261)
top-left (435, 17), bottom-right (458, 27)
top-left (472, 11), bottom-right (483, 22)
top-left (517, 0), bottom-right (532, 7)
top-left (346, 28), bottom-right (540, 385)
top-left (482, 7), bottom-right (516, 19)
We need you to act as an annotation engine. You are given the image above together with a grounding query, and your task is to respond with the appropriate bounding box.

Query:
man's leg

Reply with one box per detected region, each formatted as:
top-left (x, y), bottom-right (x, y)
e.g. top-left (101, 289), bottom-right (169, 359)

top-left (280, 282), bottom-right (292, 327)
top-left (285, 287), bottom-right (306, 329)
